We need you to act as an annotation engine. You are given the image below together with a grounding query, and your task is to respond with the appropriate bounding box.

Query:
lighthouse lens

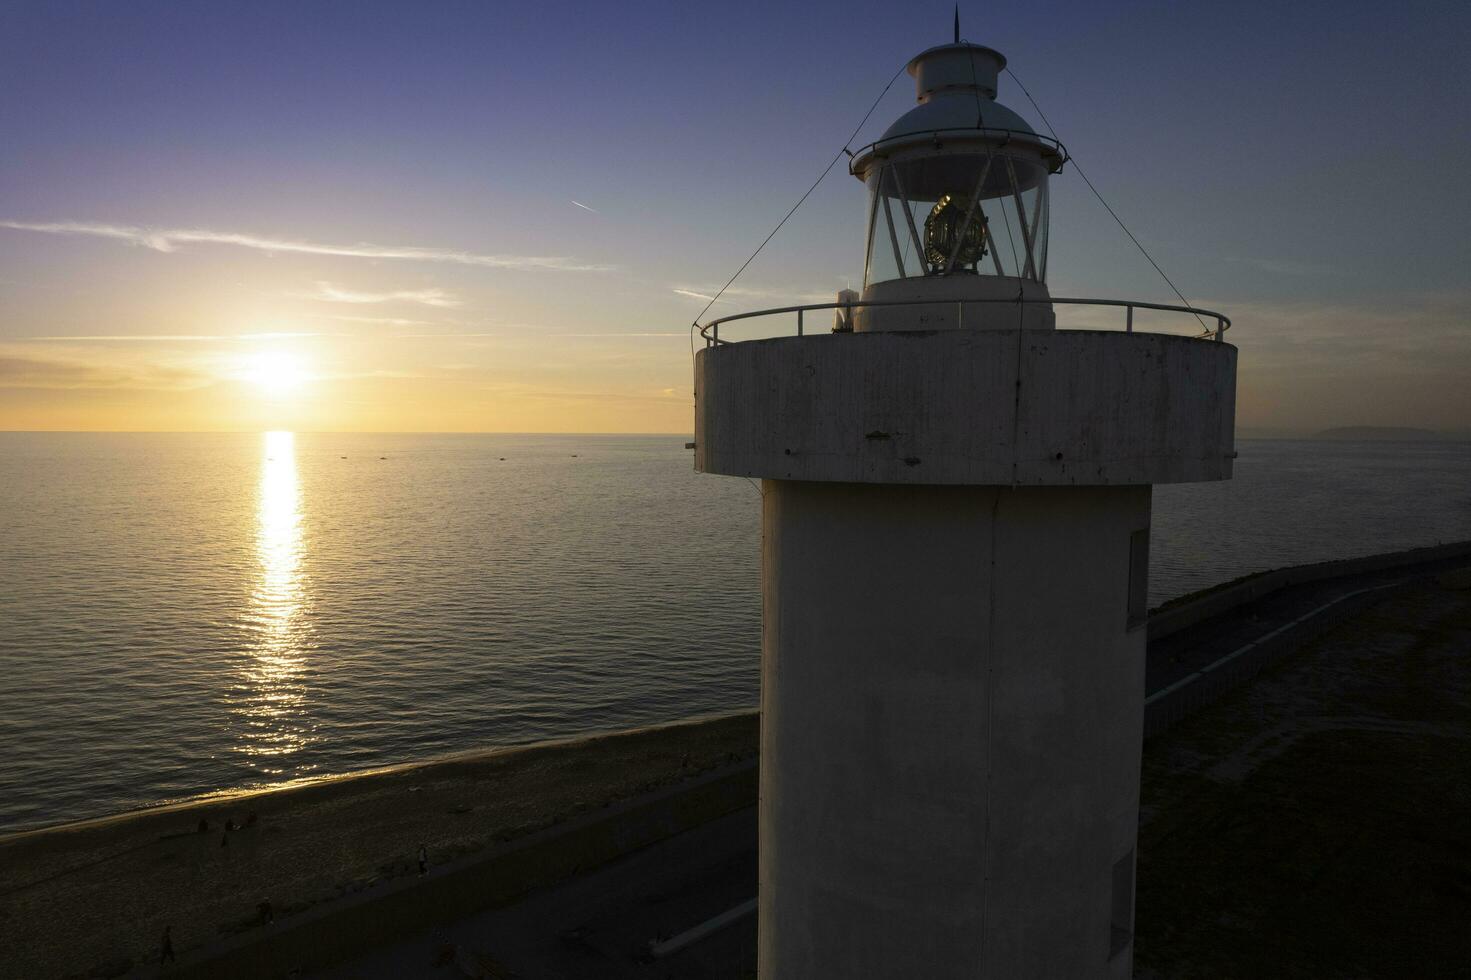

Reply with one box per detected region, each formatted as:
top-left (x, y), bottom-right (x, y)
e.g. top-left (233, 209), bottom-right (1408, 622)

top-left (924, 194), bottom-right (988, 272)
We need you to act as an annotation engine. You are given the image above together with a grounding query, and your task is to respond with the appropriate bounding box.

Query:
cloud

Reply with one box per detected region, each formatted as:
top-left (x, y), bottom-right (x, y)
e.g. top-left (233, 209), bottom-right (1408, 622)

top-left (396, 332), bottom-right (506, 339)
top-left (0, 355), bottom-right (208, 390)
top-left (317, 368), bottom-right (425, 380)
top-left (483, 382), bottom-right (688, 405)
top-left (554, 332), bottom-right (688, 338)
top-left (322, 314), bottom-right (435, 327)
top-left (1206, 293), bottom-right (1471, 429)
top-left (1220, 255), bottom-right (1340, 277)
top-left (1223, 295), bottom-right (1471, 362)
top-left (308, 281), bottom-right (461, 307)
top-left (0, 220), bottom-right (614, 272)
top-left (20, 332), bottom-right (325, 342)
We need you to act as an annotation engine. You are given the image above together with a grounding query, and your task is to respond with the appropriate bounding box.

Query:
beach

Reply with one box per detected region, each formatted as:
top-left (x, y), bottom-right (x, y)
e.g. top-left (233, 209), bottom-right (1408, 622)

top-left (0, 711), bottom-right (758, 979)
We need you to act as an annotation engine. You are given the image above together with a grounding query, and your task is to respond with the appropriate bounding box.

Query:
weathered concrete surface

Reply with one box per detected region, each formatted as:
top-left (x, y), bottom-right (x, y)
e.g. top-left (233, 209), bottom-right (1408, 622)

top-left (759, 480), bottom-right (1149, 979)
top-left (695, 330), bottom-right (1236, 486)
top-left (696, 323), bottom-right (1233, 978)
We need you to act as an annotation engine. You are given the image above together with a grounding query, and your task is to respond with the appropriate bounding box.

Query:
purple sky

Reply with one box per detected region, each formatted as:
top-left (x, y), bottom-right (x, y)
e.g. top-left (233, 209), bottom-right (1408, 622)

top-left (2, 0), bottom-right (1468, 431)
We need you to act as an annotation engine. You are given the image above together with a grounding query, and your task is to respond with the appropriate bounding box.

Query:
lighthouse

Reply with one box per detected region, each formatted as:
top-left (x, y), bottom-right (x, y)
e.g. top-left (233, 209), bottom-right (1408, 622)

top-left (694, 34), bottom-right (1236, 980)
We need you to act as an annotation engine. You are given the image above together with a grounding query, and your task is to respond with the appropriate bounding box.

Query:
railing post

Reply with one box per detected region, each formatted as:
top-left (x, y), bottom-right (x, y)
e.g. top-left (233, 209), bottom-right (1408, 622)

top-left (958, 300), bottom-right (964, 330)
top-left (797, 308), bottom-right (804, 337)
top-left (1217, 317), bottom-right (1225, 341)
top-left (1126, 305), bottom-right (1134, 333)
top-left (713, 323), bottom-right (719, 344)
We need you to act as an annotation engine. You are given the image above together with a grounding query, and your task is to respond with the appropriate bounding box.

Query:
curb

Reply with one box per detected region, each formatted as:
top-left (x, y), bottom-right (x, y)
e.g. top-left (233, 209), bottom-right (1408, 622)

top-left (1146, 540), bottom-right (1471, 643)
top-left (1142, 582), bottom-right (1403, 738)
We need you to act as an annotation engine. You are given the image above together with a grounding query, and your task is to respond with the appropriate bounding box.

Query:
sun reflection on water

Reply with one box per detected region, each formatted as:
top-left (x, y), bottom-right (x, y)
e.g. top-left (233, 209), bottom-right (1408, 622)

top-left (235, 430), bottom-right (314, 773)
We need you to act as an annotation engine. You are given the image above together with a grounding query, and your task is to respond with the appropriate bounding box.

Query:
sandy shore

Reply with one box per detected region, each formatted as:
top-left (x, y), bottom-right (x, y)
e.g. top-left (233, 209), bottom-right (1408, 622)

top-left (0, 710), bottom-right (758, 979)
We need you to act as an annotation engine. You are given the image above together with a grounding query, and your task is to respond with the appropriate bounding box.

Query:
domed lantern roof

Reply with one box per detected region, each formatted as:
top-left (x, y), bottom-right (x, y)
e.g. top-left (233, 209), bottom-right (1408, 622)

top-left (852, 43), bottom-right (1064, 188)
top-left (850, 39), bottom-right (1066, 321)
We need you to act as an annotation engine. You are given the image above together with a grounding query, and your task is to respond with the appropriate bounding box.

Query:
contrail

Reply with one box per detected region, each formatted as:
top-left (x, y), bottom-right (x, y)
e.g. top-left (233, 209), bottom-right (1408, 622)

top-left (570, 200), bottom-right (599, 214)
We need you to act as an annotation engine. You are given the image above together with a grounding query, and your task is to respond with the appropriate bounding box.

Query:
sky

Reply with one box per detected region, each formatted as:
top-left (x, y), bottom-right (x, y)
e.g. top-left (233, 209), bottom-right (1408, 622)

top-left (1, 0), bottom-right (1468, 434)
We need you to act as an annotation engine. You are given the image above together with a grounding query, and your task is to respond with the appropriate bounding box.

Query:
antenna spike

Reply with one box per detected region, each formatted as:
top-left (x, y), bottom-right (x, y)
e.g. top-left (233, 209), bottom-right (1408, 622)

top-left (954, 5), bottom-right (960, 43)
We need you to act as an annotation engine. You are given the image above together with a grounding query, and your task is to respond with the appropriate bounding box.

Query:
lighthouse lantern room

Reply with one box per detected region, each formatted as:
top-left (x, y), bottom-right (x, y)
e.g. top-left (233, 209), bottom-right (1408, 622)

top-left (853, 43), bottom-right (1064, 332)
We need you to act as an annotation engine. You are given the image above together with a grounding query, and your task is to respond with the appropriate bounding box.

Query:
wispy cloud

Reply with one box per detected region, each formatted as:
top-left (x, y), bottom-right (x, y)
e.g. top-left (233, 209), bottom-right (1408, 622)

top-left (1221, 255), bottom-right (1340, 277)
top-left (308, 281), bottom-right (461, 307)
top-left (321, 314), bottom-right (435, 327)
top-left (20, 332), bottom-right (326, 342)
top-left (0, 220), bottom-right (614, 272)
top-left (1224, 295), bottom-right (1471, 366)
top-left (0, 355), bottom-right (209, 390)
top-left (482, 381), bottom-right (688, 404)
top-left (397, 332), bottom-right (506, 339)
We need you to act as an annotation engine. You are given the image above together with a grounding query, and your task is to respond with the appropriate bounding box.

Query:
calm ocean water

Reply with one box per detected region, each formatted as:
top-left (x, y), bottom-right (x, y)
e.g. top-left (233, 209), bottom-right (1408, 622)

top-left (2, 433), bottom-right (1469, 832)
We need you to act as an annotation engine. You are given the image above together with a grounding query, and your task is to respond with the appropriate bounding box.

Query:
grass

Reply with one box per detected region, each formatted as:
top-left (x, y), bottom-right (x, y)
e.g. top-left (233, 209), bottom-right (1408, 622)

top-left (1135, 578), bottom-right (1471, 978)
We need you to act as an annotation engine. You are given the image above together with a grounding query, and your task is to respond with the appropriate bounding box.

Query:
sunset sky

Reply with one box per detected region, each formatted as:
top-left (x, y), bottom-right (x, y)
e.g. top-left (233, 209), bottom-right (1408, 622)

top-left (2, 0), bottom-right (1468, 433)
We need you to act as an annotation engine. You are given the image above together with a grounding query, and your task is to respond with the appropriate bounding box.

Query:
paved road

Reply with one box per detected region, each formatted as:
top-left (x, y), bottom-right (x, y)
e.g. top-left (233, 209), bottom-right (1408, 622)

top-left (316, 808), bottom-right (757, 979)
top-left (316, 553), bottom-right (1468, 980)
top-left (1143, 553), bottom-right (1471, 696)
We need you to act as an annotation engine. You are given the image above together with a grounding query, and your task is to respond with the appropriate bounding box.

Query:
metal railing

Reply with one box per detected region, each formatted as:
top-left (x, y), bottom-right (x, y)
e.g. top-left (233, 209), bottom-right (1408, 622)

top-left (698, 297), bottom-right (1231, 347)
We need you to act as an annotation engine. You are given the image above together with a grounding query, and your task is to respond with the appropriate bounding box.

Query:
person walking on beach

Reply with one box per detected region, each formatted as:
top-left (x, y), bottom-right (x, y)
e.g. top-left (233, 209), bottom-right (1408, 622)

top-left (418, 843), bottom-right (428, 876)
top-left (160, 925), bottom-right (176, 966)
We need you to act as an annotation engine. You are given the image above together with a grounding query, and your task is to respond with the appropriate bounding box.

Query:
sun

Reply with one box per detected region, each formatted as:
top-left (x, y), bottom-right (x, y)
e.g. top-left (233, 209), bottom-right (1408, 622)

top-left (239, 350), bottom-right (311, 396)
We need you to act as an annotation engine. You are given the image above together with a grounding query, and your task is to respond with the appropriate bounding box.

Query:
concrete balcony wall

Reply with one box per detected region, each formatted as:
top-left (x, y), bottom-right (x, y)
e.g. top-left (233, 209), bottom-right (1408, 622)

top-left (695, 330), bottom-right (1236, 487)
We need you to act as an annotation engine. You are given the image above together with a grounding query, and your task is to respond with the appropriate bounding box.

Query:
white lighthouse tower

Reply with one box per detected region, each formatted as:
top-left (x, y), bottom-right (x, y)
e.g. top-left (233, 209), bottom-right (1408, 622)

top-left (694, 33), bottom-right (1236, 980)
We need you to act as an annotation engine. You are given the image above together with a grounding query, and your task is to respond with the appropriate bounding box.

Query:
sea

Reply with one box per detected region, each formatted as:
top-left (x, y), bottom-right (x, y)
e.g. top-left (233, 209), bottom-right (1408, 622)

top-left (2, 432), bottom-right (1468, 833)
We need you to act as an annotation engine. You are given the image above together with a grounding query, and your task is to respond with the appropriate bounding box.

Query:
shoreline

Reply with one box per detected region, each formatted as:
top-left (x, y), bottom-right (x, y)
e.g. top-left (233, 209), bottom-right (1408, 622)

top-left (0, 710), bottom-right (760, 979)
top-left (11, 539), bottom-right (1469, 841)
top-left (0, 708), bottom-right (758, 843)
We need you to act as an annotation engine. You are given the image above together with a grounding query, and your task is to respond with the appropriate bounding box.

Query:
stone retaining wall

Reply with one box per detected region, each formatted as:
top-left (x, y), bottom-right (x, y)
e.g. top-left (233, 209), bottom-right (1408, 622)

top-left (1147, 540), bottom-right (1471, 642)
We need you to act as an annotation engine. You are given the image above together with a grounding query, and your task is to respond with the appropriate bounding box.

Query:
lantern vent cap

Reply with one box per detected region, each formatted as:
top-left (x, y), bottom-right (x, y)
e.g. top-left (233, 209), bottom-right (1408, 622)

top-left (907, 42), bottom-right (1008, 101)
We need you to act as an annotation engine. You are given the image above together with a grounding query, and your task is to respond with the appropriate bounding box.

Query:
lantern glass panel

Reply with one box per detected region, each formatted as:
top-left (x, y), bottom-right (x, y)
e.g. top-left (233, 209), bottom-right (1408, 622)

top-left (864, 152), bottom-right (1049, 286)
